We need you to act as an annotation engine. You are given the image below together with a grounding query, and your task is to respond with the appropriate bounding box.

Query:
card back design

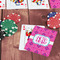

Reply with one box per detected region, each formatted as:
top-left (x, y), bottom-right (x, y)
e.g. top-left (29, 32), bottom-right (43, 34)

top-left (50, 0), bottom-right (60, 8)
top-left (25, 26), bottom-right (57, 57)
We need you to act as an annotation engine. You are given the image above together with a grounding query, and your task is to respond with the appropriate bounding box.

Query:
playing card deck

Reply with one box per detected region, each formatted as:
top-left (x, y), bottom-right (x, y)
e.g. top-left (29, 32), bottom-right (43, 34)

top-left (19, 24), bottom-right (58, 57)
top-left (19, 24), bottom-right (45, 51)
top-left (0, 0), bottom-right (5, 9)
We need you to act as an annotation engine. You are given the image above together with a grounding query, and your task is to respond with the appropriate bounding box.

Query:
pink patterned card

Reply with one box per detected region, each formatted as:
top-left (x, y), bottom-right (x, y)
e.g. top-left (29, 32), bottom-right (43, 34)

top-left (50, 0), bottom-right (60, 8)
top-left (25, 26), bottom-right (57, 57)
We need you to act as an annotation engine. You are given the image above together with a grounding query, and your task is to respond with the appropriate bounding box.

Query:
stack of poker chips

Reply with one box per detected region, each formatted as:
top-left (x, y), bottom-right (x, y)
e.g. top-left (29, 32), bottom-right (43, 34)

top-left (10, 0), bottom-right (24, 6)
top-left (47, 12), bottom-right (60, 29)
top-left (0, 13), bottom-right (21, 40)
top-left (32, 0), bottom-right (43, 5)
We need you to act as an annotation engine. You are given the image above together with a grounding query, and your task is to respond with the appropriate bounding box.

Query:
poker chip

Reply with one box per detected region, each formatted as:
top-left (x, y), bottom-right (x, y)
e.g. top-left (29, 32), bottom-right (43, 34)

top-left (1, 19), bottom-right (18, 36)
top-left (47, 12), bottom-right (60, 29)
top-left (47, 12), bottom-right (57, 19)
top-left (0, 30), bottom-right (6, 40)
top-left (3, 13), bottom-right (21, 24)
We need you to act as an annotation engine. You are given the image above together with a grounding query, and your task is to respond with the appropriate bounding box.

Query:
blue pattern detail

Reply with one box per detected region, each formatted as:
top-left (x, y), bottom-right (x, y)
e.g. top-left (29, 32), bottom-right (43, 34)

top-left (47, 12), bottom-right (56, 19)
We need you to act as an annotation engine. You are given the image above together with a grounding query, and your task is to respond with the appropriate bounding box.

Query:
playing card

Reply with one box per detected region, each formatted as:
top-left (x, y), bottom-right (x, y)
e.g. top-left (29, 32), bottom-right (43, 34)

top-left (50, 0), bottom-right (60, 8)
top-left (28, 0), bottom-right (50, 9)
top-left (19, 24), bottom-right (45, 51)
top-left (7, 0), bottom-right (27, 9)
top-left (0, 0), bottom-right (5, 9)
top-left (25, 26), bottom-right (57, 57)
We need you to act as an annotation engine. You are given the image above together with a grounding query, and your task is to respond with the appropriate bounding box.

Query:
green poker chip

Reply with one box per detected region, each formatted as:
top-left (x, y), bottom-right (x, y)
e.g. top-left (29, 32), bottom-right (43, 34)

top-left (1, 19), bottom-right (18, 36)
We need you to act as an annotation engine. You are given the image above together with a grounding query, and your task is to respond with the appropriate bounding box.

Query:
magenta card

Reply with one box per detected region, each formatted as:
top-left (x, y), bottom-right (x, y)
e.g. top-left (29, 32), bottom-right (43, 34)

top-left (50, 0), bottom-right (60, 8)
top-left (25, 26), bottom-right (57, 57)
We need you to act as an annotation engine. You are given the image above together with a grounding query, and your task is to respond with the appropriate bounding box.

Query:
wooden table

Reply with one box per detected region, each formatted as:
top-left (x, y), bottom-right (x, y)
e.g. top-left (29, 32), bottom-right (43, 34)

top-left (0, 9), bottom-right (60, 60)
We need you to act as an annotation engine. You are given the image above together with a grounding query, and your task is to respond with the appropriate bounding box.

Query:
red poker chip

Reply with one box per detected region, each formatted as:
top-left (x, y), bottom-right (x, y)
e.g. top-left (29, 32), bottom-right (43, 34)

top-left (3, 13), bottom-right (21, 24)
top-left (47, 13), bottom-right (60, 29)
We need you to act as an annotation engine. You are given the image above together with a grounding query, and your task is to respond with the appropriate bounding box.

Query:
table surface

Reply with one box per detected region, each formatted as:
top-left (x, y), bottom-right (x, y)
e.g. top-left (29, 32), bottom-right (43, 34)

top-left (0, 9), bottom-right (60, 60)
